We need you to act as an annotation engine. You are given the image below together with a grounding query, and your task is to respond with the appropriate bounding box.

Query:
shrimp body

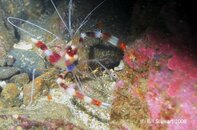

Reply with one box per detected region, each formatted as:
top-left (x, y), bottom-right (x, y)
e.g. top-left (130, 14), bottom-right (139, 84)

top-left (31, 38), bottom-right (78, 72)
top-left (31, 32), bottom-right (125, 108)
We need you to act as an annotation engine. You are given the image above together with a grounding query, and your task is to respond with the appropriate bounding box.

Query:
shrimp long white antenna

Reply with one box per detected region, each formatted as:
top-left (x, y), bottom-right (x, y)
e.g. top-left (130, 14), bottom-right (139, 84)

top-left (72, 72), bottom-right (84, 93)
top-left (28, 69), bottom-right (36, 106)
top-left (68, 0), bottom-right (73, 37)
top-left (7, 17), bottom-right (58, 43)
top-left (50, 0), bottom-right (71, 36)
top-left (74, 0), bottom-right (107, 36)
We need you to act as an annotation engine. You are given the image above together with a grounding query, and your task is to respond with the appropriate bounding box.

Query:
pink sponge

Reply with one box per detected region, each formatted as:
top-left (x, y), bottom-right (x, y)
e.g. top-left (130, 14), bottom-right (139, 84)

top-left (124, 33), bottom-right (197, 130)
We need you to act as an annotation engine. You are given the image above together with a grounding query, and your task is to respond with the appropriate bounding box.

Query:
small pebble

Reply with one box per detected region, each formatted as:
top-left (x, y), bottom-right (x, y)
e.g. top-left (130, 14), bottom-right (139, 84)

top-left (1, 83), bottom-right (20, 101)
top-left (0, 81), bottom-right (6, 88)
top-left (6, 55), bottom-right (16, 66)
top-left (10, 73), bottom-right (30, 87)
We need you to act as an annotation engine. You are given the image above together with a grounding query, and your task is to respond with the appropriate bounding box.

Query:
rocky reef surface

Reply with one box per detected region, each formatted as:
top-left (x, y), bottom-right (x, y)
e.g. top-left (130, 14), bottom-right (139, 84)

top-left (0, 0), bottom-right (197, 130)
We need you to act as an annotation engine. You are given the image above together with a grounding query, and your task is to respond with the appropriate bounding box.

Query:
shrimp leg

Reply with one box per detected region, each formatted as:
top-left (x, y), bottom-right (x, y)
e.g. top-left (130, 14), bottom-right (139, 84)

top-left (56, 72), bottom-right (111, 108)
top-left (31, 38), bottom-right (73, 71)
top-left (79, 31), bottom-right (127, 51)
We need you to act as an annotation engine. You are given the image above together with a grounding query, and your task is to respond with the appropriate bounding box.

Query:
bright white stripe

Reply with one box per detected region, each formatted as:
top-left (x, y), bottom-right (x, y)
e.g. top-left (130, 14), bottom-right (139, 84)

top-left (101, 102), bottom-right (111, 108)
top-left (71, 45), bottom-right (77, 49)
top-left (108, 35), bottom-right (119, 46)
top-left (80, 33), bottom-right (86, 39)
top-left (56, 78), bottom-right (63, 84)
top-left (65, 54), bottom-right (72, 60)
top-left (95, 31), bottom-right (102, 38)
top-left (44, 50), bottom-right (52, 56)
top-left (66, 87), bottom-right (76, 96)
top-left (84, 96), bottom-right (92, 103)
top-left (73, 54), bottom-right (78, 60)
top-left (31, 38), bottom-right (38, 43)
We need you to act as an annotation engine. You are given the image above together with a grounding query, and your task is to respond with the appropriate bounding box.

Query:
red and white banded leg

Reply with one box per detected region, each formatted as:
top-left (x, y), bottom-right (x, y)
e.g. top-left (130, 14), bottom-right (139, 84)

top-left (31, 38), bottom-right (62, 64)
top-left (31, 38), bottom-right (74, 70)
top-left (79, 31), bottom-right (127, 51)
top-left (56, 74), bottom-right (111, 108)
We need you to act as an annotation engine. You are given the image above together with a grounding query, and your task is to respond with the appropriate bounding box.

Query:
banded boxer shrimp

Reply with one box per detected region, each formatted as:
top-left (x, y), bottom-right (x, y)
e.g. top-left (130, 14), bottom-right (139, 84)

top-left (7, 0), bottom-right (127, 109)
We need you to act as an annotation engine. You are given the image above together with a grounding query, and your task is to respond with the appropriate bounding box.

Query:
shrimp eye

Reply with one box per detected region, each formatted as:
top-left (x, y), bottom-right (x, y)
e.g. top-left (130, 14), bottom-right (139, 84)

top-left (67, 46), bottom-right (71, 52)
top-left (66, 46), bottom-right (77, 57)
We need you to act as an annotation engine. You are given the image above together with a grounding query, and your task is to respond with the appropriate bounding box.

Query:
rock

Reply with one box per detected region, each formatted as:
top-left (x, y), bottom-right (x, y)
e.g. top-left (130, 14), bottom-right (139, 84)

top-left (23, 68), bottom-right (58, 105)
top-left (0, 8), bottom-right (16, 59)
top-left (10, 73), bottom-right (30, 87)
top-left (0, 55), bottom-right (15, 67)
top-left (6, 55), bottom-right (16, 66)
top-left (1, 83), bottom-right (20, 101)
top-left (0, 57), bottom-right (6, 67)
top-left (0, 83), bottom-right (21, 108)
top-left (23, 76), bottom-right (46, 105)
top-left (9, 49), bottom-right (46, 78)
top-left (0, 67), bottom-right (20, 80)
top-left (77, 42), bottom-right (123, 71)
top-left (88, 44), bottom-right (123, 70)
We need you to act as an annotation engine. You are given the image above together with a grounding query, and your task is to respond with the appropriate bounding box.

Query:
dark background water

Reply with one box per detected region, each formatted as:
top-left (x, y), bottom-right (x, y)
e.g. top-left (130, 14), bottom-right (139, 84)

top-left (0, 0), bottom-right (196, 54)
top-left (49, 0), bottom-right (197, 49)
